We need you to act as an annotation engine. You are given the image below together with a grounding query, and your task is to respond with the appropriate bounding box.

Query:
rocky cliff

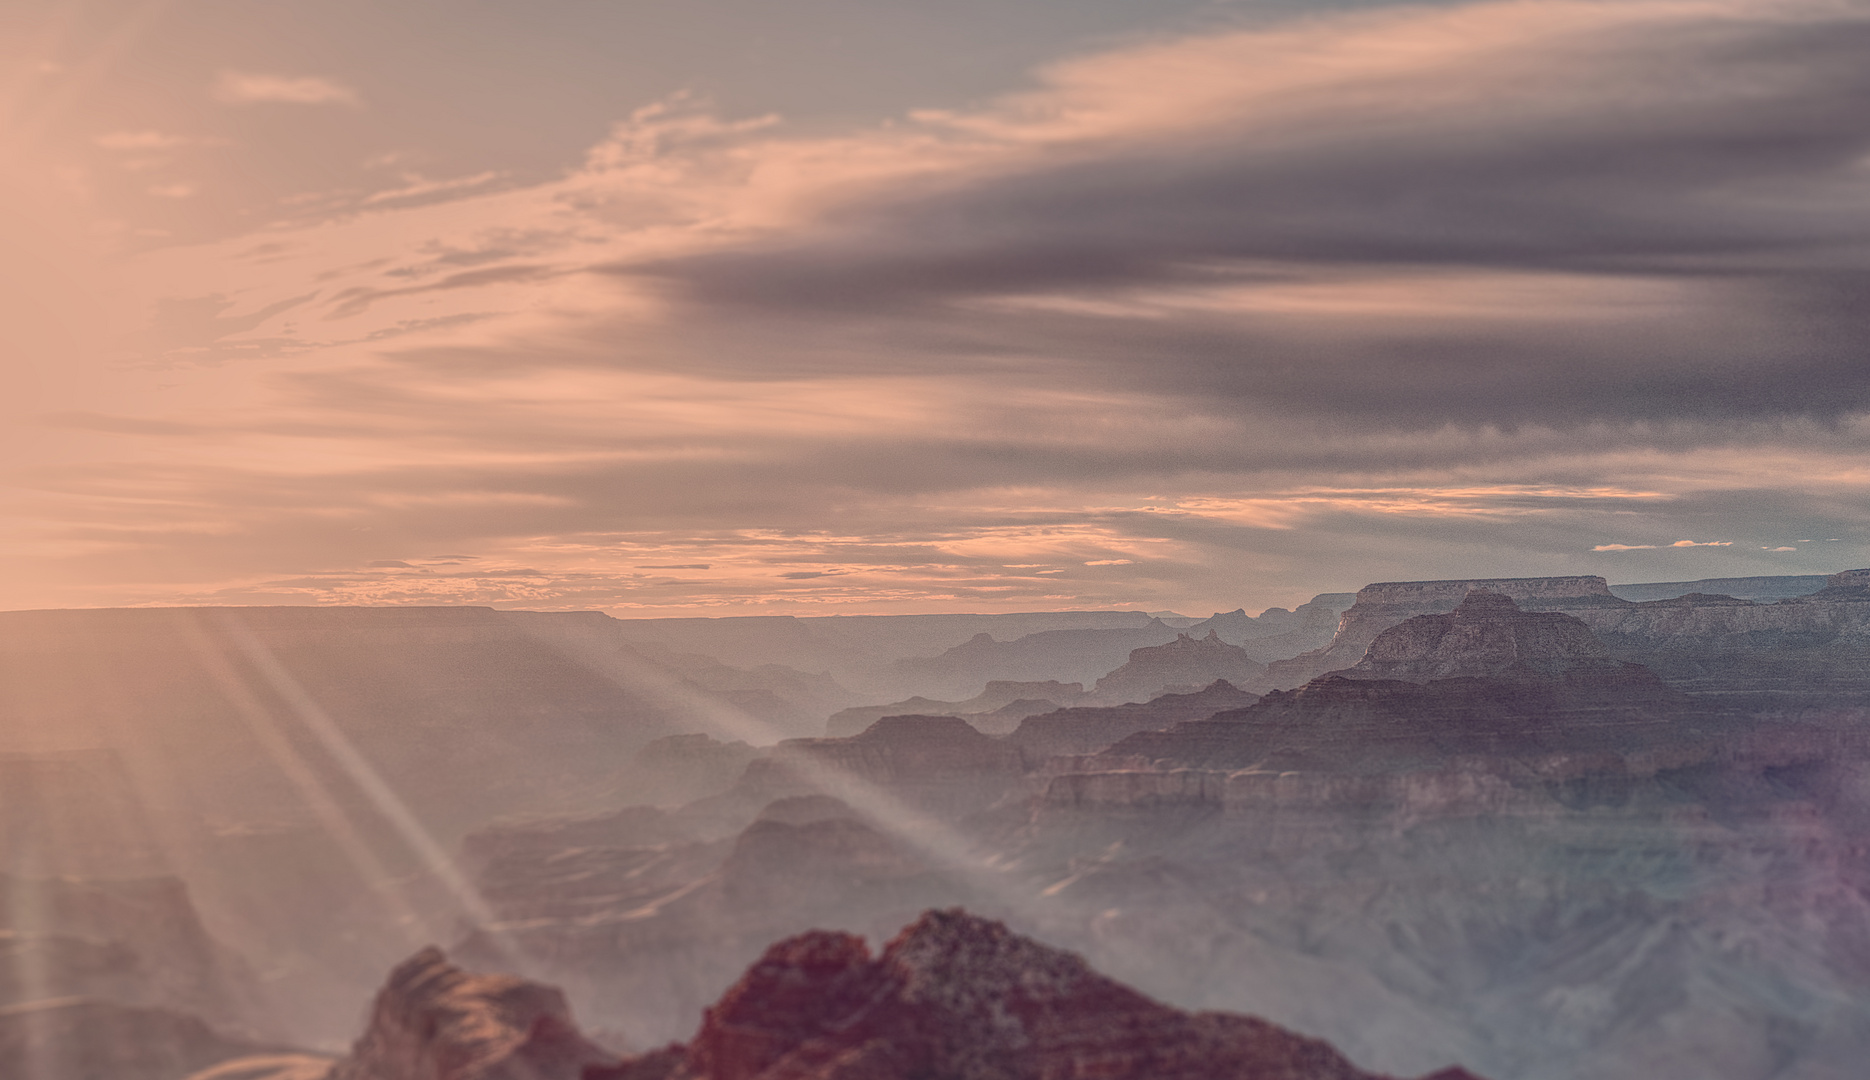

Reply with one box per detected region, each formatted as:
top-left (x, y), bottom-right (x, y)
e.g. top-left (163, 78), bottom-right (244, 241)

top-left (1267, 570), bottom-right (1870, 694)
top-left (326, 948), bottom-right (613, 1080)
top-left (1336, 591), bottom-right (1626, 682)
top-left (1092, 631), bottom-right (1268, 703)
top-left (615, 908), bottom-right (1480, 1080)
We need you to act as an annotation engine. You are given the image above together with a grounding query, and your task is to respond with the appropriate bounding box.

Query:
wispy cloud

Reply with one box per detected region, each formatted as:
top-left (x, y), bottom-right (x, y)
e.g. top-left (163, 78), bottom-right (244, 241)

top-left (213, 71), bottom-right (362, 107)
top-left (12, 0), bottom-right (1870, 613)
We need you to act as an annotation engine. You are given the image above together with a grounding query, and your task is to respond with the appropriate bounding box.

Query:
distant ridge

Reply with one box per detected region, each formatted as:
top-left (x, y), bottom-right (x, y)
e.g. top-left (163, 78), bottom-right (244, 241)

top-left (1609, 575), bottom-right (1829, 602)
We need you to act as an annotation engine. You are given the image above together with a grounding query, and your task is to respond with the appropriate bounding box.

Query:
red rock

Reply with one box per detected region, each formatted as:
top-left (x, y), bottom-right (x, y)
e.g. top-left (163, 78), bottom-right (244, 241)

top-left (592, 909), bottom-right (1484, 1080)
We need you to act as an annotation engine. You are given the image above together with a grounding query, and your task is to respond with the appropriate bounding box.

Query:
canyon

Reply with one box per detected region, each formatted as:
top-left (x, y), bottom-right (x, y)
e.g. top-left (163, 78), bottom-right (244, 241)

top-left (2, 570), bottom-right (1866, 1080)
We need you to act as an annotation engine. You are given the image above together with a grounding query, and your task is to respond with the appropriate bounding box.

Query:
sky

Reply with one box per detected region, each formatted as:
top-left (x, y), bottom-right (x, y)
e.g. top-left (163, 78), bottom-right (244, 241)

top-left (3, 0), bottom-right (1869, 617)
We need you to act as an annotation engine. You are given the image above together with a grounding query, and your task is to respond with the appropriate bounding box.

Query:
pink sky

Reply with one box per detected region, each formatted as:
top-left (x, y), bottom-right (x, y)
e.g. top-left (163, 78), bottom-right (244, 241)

top-left (4, 0), bottom-right (1868, 615)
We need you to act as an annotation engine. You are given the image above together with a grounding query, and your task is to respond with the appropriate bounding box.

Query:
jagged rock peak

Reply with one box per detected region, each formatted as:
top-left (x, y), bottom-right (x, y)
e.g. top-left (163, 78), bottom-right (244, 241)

top-left (657, 908), bottom-right (1485, 1080)
top-left (1342, 591), bottom-right (1617, 682)
top-left (328, 947), bottom-right (614, 1080)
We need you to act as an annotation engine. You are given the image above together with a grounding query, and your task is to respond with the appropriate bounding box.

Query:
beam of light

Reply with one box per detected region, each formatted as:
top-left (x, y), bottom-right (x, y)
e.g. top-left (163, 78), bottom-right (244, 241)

top-left (213, 613), bottom-right (528, 969)
top-left (3, 854), bottom-right (53, 1080)
top-left (171, 611), bottom-right (436, 952)
top-left (510, 623), bottom-right (1054, 919)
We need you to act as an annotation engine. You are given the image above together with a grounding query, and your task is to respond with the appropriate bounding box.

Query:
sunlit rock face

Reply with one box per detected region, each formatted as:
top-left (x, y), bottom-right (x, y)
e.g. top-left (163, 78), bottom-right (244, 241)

top-left (1092, 631), bottom-right (1268, 703)
top-left (326, 948), bottom-right (613, 1080)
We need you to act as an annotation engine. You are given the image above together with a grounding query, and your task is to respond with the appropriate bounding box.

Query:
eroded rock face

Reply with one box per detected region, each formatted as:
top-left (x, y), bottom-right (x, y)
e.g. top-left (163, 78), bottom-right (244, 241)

top-left (1266, 577), bottom-right (1621, 687)
top-left (327, 948), bottom-right (613, 1080)
top-left (1268, 570), bottom-right (1870, 694)
top-left (602, 909), bottom-right (1481, 1080)
top-left (1093, 631), bottom-right (1268, 703)
top-left (1338, 592), bottom-right (1622, 682)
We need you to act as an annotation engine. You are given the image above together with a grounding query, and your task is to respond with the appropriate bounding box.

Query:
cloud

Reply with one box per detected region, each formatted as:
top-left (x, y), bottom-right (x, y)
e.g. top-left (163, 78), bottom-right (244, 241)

top-left (213, 71), bottom-right (362, 107)
top-left (14, 0), bottom-right (1870, 615)
top-left (1764, 546), bottom-right (1797, 551)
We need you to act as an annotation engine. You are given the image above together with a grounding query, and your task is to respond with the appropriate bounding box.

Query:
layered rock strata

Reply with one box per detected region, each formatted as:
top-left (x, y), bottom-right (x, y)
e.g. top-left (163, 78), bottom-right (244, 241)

top-left (1268, 570), bottom-right (1870, 694)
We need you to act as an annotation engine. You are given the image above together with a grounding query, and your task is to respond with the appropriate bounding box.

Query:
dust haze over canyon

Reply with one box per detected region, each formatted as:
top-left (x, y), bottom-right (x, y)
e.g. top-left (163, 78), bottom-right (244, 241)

top-left (9, 0), bottom-right (1870, 1077)
top-left (5, 568), bottom-right (1870, 1079)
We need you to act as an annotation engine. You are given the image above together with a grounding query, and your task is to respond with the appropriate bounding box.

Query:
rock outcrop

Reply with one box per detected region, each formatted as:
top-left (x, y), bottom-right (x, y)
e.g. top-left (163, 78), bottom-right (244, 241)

top-left (1267, 570), bottom-right (1870, 695)
top-left (585, 908), bottom-right (1481, 1080)
top-left (1335, 591), bottom-right (1626, 682)
top-left (1107, 597), bottom-right (1685, 774)
top-left (1266, 577), bottom-right (1622, 687)
top-left (326, 948), bottom-right (613, 1080)
top-left (1092, 631), bottom-right (1267, 703)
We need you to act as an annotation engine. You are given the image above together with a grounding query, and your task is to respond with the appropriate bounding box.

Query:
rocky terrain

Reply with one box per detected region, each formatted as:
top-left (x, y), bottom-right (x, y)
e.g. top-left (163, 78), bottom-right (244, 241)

top-left (262, 912), bottom-right (1483, 1080)
top-left (1092, 630), bottom-right (1267, 702)
top-left (1266, 571), bottom-right (1870, 695)
top-left (11, 572), bottom-right (1870, 1079)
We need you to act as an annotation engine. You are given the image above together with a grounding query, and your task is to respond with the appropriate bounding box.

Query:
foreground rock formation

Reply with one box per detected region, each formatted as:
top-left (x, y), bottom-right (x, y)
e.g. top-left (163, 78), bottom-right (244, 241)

top-left (328, 913), bottom-right (1482, 1080)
